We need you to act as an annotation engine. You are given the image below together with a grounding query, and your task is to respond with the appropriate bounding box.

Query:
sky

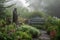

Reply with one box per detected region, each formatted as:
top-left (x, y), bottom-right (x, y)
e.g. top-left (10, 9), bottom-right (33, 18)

top-left (4, 0), bottom-right (29, 7)
top-left (18, 0), bottom-right (29, 7)
top-left (16, 0), bottom-right (34, 11)
top-left (4, 0), bottom-right (17, 7)
top-left (4, 0), bottom-right (46, 11)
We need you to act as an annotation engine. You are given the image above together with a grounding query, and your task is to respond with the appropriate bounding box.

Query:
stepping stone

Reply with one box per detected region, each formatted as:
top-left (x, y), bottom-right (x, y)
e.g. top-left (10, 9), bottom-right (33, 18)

top-left (39, 30), bottom-right (50, 40)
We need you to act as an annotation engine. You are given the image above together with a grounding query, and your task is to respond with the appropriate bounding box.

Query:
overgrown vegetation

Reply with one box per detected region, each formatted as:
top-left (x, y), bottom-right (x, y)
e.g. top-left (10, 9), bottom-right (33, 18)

top-left (0, 0), bottom-right (60, 40)
top-left (44, 16), bottom-right (60, 40)
top-left (0, 22), bottom-right (41, 40)
top-left (17, 24), bottom-right (41, 38)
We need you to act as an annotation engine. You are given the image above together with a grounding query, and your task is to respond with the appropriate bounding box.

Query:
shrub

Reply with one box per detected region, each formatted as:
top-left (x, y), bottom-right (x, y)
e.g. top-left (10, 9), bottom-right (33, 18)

top-left (16, 31), bottom-right (32, 40)
top-left (6, 23), bottom-right (16, 32)
top-left (0, 19), bottom-right (6, 27)
top-left (17, 24), bottom-right (41, 38)
top-left (0, 31), bottom-right (16, 40)
top-left (45, 16), bottom-right (60, 40)
top-left (55, 26), bottom-right (60, 40)
top-left (0, 24), bottom-right (32, 40)
top-left (47, 25), bottom-right (59, 35)
top-left (28, 11), bottom-right (46, 19)
top-left (47, 26), bottom-right (58, 32)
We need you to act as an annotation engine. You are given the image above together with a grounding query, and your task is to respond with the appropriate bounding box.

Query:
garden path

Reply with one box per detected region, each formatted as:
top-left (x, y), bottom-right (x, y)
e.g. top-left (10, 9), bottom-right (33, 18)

top-left (33, 30), bottom-right (50, 40)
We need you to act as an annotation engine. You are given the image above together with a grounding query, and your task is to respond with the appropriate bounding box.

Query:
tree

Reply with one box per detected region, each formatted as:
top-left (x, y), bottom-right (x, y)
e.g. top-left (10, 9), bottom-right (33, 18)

top-left (0, 0), bottom-right (6, 20)
top-left (0, 0), bottom-right (16, 20)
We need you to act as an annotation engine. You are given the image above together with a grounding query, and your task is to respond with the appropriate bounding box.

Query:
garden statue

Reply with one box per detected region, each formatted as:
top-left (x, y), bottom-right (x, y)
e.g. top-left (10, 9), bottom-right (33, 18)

top-left (13, 8), bottom-right (18, 24)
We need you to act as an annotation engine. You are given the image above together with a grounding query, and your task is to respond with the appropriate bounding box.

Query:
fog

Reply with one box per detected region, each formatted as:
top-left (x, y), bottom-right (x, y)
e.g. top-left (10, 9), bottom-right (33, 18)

top-left (5, 0), bottom-right (60, 17)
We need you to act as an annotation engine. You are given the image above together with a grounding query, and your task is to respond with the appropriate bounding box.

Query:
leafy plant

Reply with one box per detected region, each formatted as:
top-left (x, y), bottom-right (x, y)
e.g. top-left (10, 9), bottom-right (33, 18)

top-left (17, 24), bottom-right (41, 38)
top-left (0, 19), bottom-right (6, 27)
top-left (0, 23), bottom-right (33, 40)
top-left (16, 31), bottom-right (32, 40)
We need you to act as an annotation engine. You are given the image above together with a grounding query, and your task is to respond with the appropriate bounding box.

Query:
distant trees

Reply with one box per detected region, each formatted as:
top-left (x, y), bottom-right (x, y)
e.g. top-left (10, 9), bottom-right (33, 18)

top-left (26, 0), bottom-right (60, 17)
top-left (27, 11), bottom-right (46, 19)
top-left (0, 0), bottom-right (16, 20)
top-left (0, 0), bottom-right (16, 25)
top-left (0, 0), bottom-right (6, 20)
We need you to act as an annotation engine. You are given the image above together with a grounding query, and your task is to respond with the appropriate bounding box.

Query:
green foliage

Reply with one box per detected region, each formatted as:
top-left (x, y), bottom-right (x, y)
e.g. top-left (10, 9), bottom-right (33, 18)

top-left (0, 23), bottom-right (16, 40)
top-left (17, 7), bottom-right (30, 18)
top-left (17, 24), bottom-right (41, 38)
top-left (0, 19), bottom-right (6, 27)
top-left (45, 16), bottom-right (59, 29)
top-left (16, 31), bottom-right (32, 40)
top-left (45, 16), bottom-right (60, 40)
top-left (46, 16), bottom-right (60, 26)
top-left (0, 0), bottom-right (16, 20)
top-left (0, 0), bottom-right (6, 20)
top-left (0, 24), bottom-right (32, 40)
top-left (17, 8), bottom-right (46, 19)
top-left (47, 26), bottom-right (58, 32)
top-left (6, 23), bottom-right (16, 31)
top-left (28, 11), bottom-right (46, 19)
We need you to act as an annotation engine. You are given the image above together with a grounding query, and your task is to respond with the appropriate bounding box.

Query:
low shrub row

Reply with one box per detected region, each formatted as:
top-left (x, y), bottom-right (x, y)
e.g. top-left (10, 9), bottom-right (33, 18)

top-left (0, 23), bottom-right (40, 40)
